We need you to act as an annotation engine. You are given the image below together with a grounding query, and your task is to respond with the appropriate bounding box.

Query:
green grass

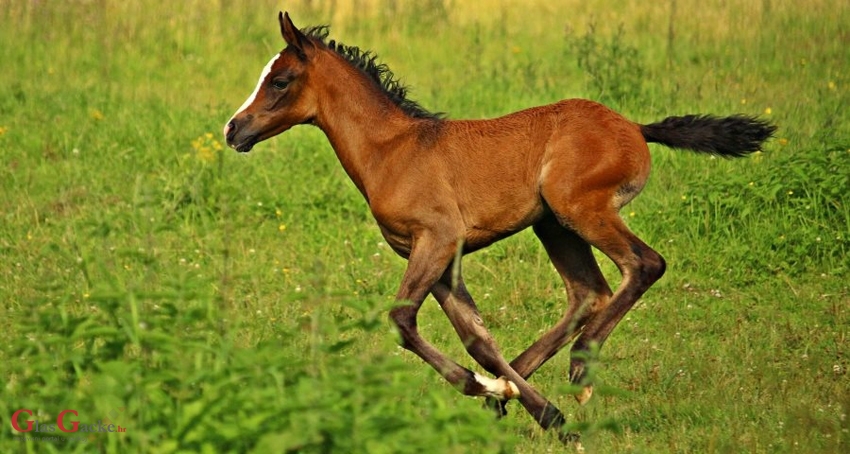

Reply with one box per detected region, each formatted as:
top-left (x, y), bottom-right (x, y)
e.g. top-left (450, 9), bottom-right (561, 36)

top-left (1, 0), bottom-right (848, 452)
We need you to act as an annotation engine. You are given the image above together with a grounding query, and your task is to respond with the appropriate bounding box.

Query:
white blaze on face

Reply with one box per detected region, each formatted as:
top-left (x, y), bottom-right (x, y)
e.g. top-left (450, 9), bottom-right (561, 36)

top-left (227, 53), bottom-right (281, 123)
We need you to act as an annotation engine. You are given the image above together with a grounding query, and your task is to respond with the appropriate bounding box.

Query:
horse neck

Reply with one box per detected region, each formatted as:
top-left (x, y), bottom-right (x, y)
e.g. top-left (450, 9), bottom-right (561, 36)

top-left (312, 56), bottom-right (423, 198)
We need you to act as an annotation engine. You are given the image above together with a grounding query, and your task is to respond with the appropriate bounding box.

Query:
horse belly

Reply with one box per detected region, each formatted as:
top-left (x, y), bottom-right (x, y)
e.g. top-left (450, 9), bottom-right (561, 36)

top-left (461, 192), bottom-right (544, 251)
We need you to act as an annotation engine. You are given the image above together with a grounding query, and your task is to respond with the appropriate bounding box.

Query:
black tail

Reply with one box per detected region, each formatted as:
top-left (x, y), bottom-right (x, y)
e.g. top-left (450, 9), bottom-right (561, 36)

top-left (640, 114), bottom-right (777, 157)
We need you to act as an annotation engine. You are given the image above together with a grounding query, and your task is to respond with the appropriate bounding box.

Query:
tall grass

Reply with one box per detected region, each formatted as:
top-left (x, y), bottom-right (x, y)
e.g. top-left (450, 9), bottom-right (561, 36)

top-left (1, 0), bottom-right (847, 452)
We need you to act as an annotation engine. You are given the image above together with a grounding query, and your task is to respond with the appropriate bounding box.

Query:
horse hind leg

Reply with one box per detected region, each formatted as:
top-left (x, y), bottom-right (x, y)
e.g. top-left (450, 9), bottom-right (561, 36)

top-left (570, 213), bottom-right (665, 400)
top-left (498, 218), bottom-right (613, 403)
top-left (541, 180), bottom-right (666, 404)
top-left (483, 219), bottom-right (612, 415)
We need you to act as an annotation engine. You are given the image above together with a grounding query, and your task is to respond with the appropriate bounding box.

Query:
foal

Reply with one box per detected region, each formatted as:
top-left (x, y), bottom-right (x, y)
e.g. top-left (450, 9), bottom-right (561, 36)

top-left (224, 12), bottom-right (775, 435)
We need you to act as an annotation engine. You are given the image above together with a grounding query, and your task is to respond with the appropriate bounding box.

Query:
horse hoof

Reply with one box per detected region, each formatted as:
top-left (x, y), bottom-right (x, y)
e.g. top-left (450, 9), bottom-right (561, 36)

top-left (574, 385), bottom-right (593, 405)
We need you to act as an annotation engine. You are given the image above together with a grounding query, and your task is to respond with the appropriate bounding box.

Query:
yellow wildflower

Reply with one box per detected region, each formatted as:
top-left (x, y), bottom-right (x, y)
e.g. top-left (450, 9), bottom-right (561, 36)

top-left (197, 147), bottom-right (215, 163)
top-left (191, 132), bottom-right (224, 164)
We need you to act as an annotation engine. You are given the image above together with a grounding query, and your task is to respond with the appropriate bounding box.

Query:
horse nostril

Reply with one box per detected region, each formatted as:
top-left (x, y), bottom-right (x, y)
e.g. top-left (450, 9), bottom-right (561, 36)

top-left (224, 120), bottom-right (237, 142)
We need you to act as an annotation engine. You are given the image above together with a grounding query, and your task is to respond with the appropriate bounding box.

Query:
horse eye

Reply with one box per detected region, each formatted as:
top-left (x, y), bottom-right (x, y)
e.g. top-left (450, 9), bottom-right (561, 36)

top-left (271, 79), bottom-right (289, 90)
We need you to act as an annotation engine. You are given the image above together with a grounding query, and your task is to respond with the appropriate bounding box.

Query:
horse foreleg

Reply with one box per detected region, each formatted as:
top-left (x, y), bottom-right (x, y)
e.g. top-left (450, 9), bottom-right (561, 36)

top-left (430, 267), bottom-right (570, 434)
top-left (389, 235), bottom-right (518, 401)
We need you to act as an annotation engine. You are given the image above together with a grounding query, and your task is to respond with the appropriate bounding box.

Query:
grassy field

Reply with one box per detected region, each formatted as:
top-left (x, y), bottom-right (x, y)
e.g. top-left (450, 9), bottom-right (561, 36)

top-left (1, 0), bottom-right (848, 452)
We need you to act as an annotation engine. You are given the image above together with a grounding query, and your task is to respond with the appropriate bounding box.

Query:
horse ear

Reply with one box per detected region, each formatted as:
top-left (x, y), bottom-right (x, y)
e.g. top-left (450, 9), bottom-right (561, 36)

top-left (279, 11), bottom-right (307, 53)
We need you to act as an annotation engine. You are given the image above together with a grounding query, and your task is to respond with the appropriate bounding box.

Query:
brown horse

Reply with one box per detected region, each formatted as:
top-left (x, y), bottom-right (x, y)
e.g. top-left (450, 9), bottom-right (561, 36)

top-left (224, 12), bottom-right (775, 437)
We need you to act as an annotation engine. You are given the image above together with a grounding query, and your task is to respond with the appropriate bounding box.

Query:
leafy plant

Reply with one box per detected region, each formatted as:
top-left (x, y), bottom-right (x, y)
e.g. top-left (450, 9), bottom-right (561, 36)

top-left (681, 142), bottom-right (849, 276)
top-left (565, 23), bottom-right (646, 109)
top-left (1, 260), bottom-right (520, 453)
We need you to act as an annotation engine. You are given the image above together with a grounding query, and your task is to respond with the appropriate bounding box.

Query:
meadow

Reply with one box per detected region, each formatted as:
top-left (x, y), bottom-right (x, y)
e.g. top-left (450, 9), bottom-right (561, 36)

top-left (0, 0), bottom-right (847, 452)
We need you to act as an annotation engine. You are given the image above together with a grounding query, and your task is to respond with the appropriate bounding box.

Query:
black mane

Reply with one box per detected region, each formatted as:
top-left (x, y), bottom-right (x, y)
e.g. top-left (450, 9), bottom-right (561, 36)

top-left (302, 26), bottom-right (444, 121)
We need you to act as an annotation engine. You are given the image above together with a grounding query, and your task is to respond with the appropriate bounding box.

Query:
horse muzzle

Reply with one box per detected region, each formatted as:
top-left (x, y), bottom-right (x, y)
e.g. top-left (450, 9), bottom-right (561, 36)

top-left (223, 119), bottom-right (257, 153)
